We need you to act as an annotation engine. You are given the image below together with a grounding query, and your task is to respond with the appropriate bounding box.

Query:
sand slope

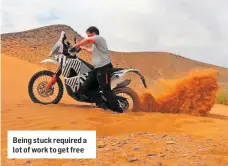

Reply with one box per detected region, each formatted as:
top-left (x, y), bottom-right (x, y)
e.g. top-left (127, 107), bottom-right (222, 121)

top-left (1, 53), bottom-right (228, 165)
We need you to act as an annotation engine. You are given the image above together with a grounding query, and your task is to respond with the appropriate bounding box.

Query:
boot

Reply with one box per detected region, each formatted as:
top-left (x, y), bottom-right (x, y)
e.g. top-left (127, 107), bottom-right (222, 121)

top-left (96, 102), bottom-right (109, 110)
top-left (103, 92), bottom-right (124, 113)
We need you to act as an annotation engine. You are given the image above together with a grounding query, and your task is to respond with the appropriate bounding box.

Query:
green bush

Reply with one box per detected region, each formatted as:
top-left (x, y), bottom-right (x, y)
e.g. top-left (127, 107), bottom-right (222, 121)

top-left (215, 91), bottom-right (228, 105)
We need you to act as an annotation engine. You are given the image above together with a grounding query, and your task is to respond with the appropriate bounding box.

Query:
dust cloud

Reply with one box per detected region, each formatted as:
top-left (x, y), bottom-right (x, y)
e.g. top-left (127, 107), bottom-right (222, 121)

top-left (138, 69), bottom-right (219, 116)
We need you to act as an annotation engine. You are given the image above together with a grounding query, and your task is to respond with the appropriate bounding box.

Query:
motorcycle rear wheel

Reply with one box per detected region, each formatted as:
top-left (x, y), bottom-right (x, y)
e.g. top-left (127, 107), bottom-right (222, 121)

top-left (28, 70), bottom-right (64, 104)
top-left (114, 87), bottom-right (140, 112)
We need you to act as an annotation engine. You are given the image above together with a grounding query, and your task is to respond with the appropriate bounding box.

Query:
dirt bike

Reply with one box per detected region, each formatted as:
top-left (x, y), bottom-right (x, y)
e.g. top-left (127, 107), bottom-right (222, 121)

top-left (28, 31), bottom-right (147, 112)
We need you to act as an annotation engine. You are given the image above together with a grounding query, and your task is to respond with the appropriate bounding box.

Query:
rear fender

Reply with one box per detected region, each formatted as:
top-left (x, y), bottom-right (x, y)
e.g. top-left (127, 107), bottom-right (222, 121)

top-left (111, 69), bottom-right (147, 89)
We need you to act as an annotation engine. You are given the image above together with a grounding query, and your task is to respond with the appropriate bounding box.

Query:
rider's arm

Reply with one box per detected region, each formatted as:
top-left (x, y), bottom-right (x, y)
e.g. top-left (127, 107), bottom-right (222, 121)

top-left (74, 37), bottom-right (95, 47)
top-left (81, 46), bottom-right (92, 54)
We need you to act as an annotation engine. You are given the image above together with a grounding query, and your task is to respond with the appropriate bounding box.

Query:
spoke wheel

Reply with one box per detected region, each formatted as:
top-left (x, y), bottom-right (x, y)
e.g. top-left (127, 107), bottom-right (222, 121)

top-left (114, 87), bottom-right (140, 112)
top-left (28, 70), bottom-right (64, 104)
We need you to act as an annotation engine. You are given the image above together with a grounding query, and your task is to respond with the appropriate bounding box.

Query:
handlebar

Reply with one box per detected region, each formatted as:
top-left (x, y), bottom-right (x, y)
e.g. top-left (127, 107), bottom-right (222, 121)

top-left (61, 33), bottom-right (82, 56)
top-left (69, 46), bottom-right (81, 53)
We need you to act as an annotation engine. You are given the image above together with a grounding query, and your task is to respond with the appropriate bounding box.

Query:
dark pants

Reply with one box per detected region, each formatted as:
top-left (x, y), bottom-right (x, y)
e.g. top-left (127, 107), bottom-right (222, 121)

top-left (87, 63), bottom-right (123, 113)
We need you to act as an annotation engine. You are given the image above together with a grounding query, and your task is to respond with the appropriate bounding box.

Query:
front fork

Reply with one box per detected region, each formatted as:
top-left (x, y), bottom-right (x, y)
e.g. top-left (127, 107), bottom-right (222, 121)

top-left (45, 67), bottom-right (62, 90)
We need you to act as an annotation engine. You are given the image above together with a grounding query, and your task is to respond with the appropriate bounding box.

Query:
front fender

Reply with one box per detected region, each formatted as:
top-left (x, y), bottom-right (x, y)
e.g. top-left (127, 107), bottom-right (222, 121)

top-left (40, 59), bottom-right (60, 66)
top-left (111, 69), bottom-right (147, 88)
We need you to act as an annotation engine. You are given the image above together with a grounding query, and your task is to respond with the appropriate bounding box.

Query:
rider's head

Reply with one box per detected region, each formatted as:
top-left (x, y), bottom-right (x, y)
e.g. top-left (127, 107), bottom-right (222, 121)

top-left (86, 26), bottom-right (99, 37)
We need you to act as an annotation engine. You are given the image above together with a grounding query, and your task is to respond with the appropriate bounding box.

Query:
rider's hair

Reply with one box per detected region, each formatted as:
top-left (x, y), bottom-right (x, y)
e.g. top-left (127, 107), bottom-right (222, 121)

top-left (86, 26), bottom-right (99, 35)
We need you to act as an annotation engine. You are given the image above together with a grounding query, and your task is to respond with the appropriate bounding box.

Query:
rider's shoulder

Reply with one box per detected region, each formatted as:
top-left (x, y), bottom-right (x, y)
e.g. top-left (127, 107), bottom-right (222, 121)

top-left (93, 35), bottom-right (105, 42)
top-left (94, 35), bottom-right (105, 39)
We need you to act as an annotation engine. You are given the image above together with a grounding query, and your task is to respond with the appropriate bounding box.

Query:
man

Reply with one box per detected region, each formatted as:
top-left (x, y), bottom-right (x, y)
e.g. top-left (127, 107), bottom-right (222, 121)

top-left (73, 26), bottom-right (123, 113)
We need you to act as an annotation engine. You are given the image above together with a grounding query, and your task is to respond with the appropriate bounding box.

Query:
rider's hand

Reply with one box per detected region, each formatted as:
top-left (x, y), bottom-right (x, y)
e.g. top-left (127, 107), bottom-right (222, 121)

top-left (72, 43), bottom-right (78, 48)
top-left (80, 46), bottom-right (86, 50)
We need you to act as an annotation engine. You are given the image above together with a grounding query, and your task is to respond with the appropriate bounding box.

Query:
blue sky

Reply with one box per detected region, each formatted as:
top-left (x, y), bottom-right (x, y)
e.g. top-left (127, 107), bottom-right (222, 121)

top-left (1, 0), bottom-right (228, 68)
top-left (36, 9), bottom-right (59, 24)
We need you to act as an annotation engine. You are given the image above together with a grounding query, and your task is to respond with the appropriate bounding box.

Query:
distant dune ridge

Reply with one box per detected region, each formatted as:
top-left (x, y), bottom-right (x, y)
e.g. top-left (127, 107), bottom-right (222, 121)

top-left (1, 24), bottom-right (83, 63)
top-left (1, 24), bottom-right (227, 115)
top-left (1, 24), bottom-right (228, 82)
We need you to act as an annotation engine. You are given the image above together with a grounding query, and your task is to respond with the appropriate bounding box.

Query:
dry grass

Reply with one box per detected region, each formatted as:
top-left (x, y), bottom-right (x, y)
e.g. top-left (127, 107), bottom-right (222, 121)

top-left (215, 91), bottom-right (228, 105)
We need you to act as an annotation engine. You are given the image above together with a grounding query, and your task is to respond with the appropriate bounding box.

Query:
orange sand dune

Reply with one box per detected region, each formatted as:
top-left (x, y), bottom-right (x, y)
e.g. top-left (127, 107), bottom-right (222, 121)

top-left (2, 54), bottom-right (228, 165)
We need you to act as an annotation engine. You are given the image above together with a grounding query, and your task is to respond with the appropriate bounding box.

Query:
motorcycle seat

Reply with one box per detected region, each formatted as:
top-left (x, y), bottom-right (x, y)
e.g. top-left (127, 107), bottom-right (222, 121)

top-left (109, 68), bottom-right (124, 77)
top-left (110, 68), bottom-right (124, 73)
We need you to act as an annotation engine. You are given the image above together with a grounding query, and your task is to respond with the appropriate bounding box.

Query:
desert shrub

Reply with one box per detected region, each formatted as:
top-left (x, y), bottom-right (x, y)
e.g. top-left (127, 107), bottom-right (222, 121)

top-left (215, 91), bottom-right (228, 105)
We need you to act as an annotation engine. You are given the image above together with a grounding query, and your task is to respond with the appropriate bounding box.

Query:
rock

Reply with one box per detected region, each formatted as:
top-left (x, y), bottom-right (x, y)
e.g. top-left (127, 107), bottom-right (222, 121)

top-left (160, 154), bottom-right (166, 157)
top-left (137, 132), bottom-right (144, 135)
top-left (198, 148), bottom-right (205, 151)
top-left (182, 154), bottom-right (188, 157)
top-left (153, 162), bottom-right (162, 166)
top-left (148, 153), bottom-right (157, 157)
top-left (162, 134), bottom-right (168, 138)
top-left (147, 133), bottom-right (154, 136)
top-left (128, 157), bottom-right (137, 162)
top-left (98, 144), bottom-right (105, 148)
top-left (133, 146), bottom-right (140, 151)
top-left (166, 141), bottom-right (176, 144)
top-left (118, 140), bottom-right (127, 147)
top-left (26, 160), bottom-right (31, 164)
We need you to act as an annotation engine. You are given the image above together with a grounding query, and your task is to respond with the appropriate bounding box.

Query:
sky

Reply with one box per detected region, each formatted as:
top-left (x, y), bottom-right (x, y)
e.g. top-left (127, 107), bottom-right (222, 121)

top-left (1, 0), bottom-right (228, 68)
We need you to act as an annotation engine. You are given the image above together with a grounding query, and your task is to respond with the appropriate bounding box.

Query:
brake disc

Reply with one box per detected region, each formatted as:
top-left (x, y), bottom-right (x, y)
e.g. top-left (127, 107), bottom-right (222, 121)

top-left (37, 82), bottom-right (54, 97)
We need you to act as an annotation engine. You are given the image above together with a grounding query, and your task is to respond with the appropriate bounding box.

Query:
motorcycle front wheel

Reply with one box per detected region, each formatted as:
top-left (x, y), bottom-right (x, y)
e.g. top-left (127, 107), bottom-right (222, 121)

top-left (28, 70), bottom-right (64, 104)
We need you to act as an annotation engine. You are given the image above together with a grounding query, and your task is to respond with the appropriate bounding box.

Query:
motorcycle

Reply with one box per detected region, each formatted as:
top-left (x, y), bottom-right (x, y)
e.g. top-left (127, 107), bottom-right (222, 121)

top-left (28, 31), bottom-right (147, 112)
